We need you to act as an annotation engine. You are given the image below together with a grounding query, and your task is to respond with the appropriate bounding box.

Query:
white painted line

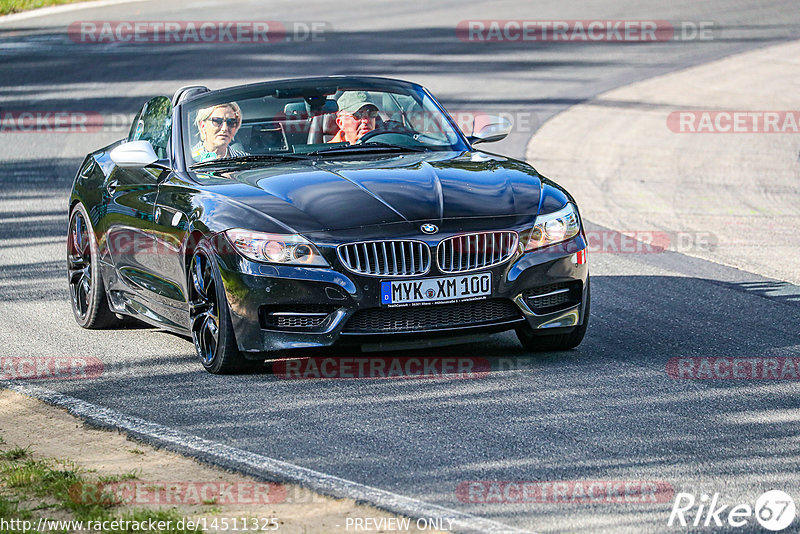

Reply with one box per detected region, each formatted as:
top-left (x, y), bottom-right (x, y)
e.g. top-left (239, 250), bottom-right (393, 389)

top-left (0, 0), bottom-right (152, 24)
top-left (2, 382), bottom-right (532, 534)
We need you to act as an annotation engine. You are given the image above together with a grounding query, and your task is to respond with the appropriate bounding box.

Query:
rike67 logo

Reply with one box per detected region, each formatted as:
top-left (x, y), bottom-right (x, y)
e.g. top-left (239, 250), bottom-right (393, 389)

top-left (669, 490), bottom-right (796, 531)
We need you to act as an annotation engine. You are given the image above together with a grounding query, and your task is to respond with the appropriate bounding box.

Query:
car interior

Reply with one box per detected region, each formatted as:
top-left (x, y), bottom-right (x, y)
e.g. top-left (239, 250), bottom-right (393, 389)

top-left (230, 96), bottom-right (395, 155)
top-left (236, 90), bottom-right (430, 154)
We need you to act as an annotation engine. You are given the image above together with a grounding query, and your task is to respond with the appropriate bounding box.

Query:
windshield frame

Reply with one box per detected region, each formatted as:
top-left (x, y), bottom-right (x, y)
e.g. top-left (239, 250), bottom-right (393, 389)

top-left (177, 76), bottom-right (471, 169)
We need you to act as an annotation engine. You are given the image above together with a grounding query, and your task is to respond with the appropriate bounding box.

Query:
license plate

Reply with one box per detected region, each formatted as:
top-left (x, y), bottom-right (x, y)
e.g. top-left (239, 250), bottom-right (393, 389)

top-left (380, 273), bottom-right (491, 306)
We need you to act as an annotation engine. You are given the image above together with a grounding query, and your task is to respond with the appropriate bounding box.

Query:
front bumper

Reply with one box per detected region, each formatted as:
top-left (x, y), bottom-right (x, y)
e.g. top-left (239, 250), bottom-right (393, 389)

top-left (211, 233), bottom-right (589, 354)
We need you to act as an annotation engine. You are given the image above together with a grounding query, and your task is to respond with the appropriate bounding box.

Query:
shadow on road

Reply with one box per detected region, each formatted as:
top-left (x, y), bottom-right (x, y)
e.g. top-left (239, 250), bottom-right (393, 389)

top-left (4, 252), bottom-right (800, 532)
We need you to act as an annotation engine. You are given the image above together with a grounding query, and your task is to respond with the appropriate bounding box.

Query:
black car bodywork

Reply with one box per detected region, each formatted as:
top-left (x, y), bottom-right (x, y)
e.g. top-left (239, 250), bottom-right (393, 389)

top-left (67, 76), bottom-right (589, 373)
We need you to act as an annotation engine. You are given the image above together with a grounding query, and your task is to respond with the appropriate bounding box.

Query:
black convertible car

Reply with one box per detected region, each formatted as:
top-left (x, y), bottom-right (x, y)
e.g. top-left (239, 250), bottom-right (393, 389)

top-left (67, 76), bottom-right (589, 374)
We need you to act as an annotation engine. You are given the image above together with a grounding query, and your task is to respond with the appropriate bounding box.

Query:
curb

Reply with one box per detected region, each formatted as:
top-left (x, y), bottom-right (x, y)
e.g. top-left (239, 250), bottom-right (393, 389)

top-left (2, 381), bottom-right (531, 534)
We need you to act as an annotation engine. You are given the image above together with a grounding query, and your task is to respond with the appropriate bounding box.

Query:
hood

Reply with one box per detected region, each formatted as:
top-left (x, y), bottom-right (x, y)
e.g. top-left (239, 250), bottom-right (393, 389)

top-left (192, 152), bottom-right (542, 233)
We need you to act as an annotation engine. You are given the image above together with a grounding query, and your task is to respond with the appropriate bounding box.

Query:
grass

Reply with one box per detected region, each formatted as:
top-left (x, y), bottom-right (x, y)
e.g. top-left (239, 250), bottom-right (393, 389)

top-left (0, 0), bottom-right (91, 16)
top-left (0, 447), bottom-right (29, 461)
top-left (97, 470), bottom-right (140, 483)
top-left (0, 439), bottom-right (203, 533)
top-left (0, 493), bottom-right (33, 520)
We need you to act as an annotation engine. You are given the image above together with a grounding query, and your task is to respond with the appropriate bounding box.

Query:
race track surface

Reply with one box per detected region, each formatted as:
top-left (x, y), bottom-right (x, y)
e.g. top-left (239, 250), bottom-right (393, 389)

top-left (2, 1), bottom-right (800, 532)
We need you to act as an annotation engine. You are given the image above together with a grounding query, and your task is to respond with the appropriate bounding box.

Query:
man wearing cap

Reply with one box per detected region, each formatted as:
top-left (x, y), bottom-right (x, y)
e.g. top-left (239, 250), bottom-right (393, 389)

top-left (328, 91), bottom-right (380, 144)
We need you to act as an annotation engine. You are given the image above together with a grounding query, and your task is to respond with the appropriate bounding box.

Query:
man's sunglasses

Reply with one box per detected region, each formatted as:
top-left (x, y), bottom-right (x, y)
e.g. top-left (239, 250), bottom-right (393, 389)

top-left (205, 117), bottom-right (239, 128)
top-left (351, 109), bottom-right (379, 120)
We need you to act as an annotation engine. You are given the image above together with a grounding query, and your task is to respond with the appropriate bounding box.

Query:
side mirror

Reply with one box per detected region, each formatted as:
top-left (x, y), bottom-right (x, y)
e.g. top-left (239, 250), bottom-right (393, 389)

top-left (468, 114), bottom-right (512, 144)
top-left (109, 140), bottom-right (159, 167)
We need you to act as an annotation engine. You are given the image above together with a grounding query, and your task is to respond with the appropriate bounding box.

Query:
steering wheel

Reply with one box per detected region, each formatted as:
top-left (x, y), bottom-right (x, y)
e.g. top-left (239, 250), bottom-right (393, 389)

top-left (357, 120), bottom-right (418, 144)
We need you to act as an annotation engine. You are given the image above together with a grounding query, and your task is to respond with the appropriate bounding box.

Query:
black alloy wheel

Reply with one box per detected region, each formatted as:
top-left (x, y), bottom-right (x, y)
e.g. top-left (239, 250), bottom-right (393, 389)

top-left (67, 203), bottom-right (118, 329)
top-left (188, 243), bottom-right (249, 374)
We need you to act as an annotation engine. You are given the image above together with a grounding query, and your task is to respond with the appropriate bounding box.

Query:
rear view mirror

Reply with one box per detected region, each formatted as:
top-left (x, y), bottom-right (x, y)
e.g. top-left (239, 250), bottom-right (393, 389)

top-left (468, 114), bottom-right (512, 144)
top-left (305, 97), bottom-right (338, 116)
top-left (109, 140), bottom-right (159, 167)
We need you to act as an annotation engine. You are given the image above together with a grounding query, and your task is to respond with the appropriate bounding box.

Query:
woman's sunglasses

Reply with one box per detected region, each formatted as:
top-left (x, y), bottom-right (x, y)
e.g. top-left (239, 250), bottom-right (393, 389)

top-left (205, 117), bottom-right (239, 128)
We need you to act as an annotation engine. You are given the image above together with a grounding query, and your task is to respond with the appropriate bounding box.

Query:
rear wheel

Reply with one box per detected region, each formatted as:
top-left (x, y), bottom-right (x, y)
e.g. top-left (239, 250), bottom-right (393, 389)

top-left (67, 203), bottom-right (120, 329)
top-left (516, 279), bottom-right (590, 352)
top-left (188, 243), bottom-right (249, 374)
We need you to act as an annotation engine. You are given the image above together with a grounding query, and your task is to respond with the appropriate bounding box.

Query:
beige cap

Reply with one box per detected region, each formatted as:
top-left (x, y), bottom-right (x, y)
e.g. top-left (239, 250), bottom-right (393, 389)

top-left (336, 91), bottom-right (379, 114)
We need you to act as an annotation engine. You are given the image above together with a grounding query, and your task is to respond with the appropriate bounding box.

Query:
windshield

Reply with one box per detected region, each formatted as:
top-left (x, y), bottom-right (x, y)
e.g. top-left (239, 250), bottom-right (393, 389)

top-left (182, 79), bottom-right (469, 164)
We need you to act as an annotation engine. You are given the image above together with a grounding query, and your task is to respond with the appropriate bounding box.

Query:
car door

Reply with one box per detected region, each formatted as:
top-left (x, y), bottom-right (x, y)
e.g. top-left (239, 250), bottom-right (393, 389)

top-left (151, 177), bottom-right (198, 328)
top-left (102, 96), bottom-right (182, 323)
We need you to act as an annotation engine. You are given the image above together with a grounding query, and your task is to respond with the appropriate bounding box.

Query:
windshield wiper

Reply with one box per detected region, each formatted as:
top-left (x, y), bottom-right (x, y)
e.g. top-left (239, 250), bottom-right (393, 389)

top-left (190, 153), bottom-right (311, 169)
top-left (305, 142), bottom-right (426, 156)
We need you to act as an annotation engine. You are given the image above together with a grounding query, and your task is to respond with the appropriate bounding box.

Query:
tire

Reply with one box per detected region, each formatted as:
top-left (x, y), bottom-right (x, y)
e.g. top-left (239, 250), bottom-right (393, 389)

top-left (67, 203), bottom-right (121, 329)
top-left (515, 279), bottom-right (590, 352)
top-left (188, 242), bottom-right (249, 374)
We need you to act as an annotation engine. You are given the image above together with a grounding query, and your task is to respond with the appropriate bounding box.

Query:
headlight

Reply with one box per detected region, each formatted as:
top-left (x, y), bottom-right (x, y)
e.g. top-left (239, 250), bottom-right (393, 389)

top-left (525, 203), bottom-right (581, 251)
top-left (224, 229), bottom-right (329, 266)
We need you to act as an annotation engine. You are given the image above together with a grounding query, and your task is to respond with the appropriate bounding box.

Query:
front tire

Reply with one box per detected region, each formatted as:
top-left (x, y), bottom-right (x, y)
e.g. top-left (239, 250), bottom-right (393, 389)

top-left (516, 279), bottom-right (590, 352)
top-left (188, 243), bottom-right (248, 374)
top-left (67, 203), bottom-right (121, 329)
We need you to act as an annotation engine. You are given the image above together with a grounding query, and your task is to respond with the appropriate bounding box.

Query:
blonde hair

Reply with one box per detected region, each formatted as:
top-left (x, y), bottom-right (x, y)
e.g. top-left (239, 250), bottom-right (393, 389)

top-left (195, 102), bottom-right (242, 139)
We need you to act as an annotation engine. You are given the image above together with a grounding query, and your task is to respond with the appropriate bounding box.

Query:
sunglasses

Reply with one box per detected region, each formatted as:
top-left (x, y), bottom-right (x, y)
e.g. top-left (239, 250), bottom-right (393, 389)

top-left (205, 117), bottom-right (239, 128)
top-left (351, 109), bottom-right (379, 120)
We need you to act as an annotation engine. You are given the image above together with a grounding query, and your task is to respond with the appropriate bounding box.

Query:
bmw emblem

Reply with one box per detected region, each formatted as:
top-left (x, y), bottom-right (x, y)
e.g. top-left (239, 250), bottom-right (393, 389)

top-left (421, 223), bottom-right (438, 234)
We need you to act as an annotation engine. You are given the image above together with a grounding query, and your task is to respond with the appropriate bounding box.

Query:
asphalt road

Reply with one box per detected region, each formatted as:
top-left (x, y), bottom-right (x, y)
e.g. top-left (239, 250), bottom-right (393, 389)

top-left (2, 1), bottom-right (800, 532)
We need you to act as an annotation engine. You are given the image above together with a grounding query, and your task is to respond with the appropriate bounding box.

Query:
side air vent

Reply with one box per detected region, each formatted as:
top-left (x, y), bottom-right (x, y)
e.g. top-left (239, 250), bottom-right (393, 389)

top-left (522, 282), bottom-right (582, 314)
top-left (259, 305), bottom-right (337, 331)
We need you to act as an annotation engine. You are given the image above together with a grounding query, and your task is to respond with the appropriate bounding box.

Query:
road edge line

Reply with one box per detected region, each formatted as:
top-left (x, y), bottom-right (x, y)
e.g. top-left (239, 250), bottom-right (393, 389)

top-left (1, 381), bottom-right (531, 534)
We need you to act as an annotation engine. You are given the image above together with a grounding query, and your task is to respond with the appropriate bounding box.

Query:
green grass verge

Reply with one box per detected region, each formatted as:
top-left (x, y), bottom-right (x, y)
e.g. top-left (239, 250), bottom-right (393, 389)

top-left (0, 444), bottom-right (204, 533)
top-left (0, 0), bottom-right (91, 16)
